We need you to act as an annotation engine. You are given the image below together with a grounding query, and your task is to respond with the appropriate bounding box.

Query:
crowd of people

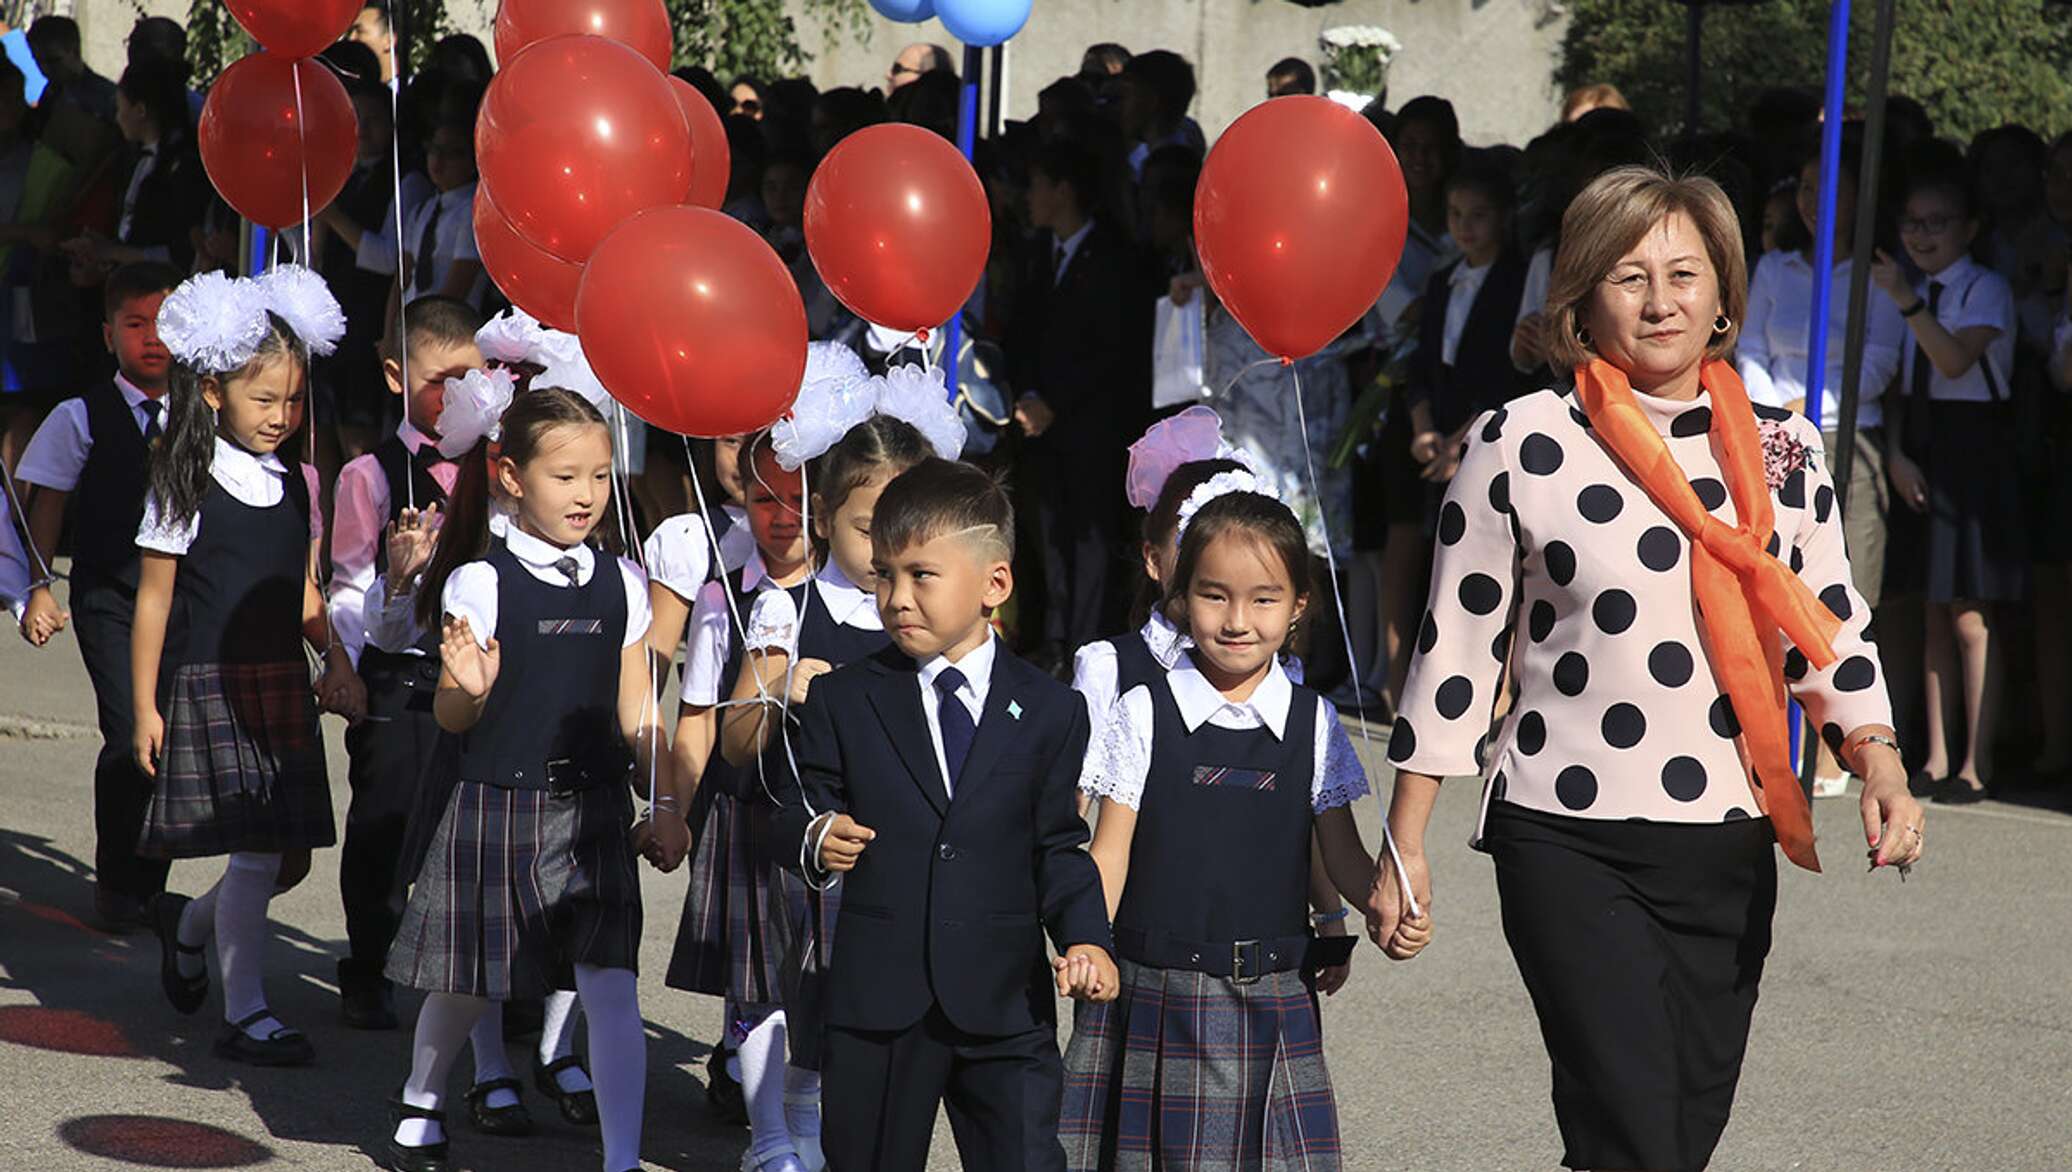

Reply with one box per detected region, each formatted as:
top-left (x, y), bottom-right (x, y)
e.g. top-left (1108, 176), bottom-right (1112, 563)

top-left (0, 5), bottom-right (2057, 1171)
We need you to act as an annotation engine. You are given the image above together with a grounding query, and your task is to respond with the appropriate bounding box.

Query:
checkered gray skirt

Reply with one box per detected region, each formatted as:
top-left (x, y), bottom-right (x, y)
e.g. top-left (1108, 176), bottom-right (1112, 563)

top-left (138, 662), bottom-right (334, 860)
top-left (665, 790), bottom-right (806, 1005)
top-left (386, 779), bottom-right (643, 999)
top-left (1060, 959), bottom-right (1342, 1172)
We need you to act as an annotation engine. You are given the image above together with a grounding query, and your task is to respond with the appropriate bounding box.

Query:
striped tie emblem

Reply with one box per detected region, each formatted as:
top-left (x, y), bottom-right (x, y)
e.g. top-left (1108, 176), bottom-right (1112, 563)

top-left (1191, 766), bottom-right (1276, 791)
top-left (536, 619), bottom-right (605, 636)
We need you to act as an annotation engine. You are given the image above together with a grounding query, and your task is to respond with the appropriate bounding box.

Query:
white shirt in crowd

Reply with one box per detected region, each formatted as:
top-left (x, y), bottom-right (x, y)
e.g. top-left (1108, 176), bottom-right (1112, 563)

top-left (1441, 253), bottom-right (1544, 369)
top-left (136, 437), bottom-right (325, 555)
top-left (16, 374), bottom-right (163, 492)
top-left (741, 561), bottom-right (883, 656)
top-left (1901, 255), bottom-right (2017, 405)
top-left (642, 506), bottom-right (753, 607)
top-left (680, 550), bottom-right (784, 705)
top-left (1078, 654), bottom-right (1370, 814)
top-left (358, 180), bottom-right (487, 307)
top-left (1738, 250), bottom-right (1906, 429)
top-left (441, 523), bottom-right (651, 651)
top-left (0, 480), bottom-right (32, 621)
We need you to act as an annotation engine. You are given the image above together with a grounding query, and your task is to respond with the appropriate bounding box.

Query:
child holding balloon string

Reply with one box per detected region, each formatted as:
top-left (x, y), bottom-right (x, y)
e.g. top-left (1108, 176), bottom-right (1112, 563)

top-left (709, 356), bottom-right (967, 1172)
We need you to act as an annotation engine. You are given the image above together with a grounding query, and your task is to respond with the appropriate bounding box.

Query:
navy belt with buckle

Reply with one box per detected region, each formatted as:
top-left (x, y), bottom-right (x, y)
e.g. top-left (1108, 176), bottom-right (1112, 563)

top-left (1113, 925), bottom-right (1324, 983)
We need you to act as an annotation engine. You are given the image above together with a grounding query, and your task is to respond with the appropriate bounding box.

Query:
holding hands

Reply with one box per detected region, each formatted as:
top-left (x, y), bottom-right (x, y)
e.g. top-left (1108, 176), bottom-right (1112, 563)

top-left (1054, 944), bottom-right (1120, 1002)
top-left (636, 805), bottom-right (692, 872)
top-left (19, 588), bottom-right (68, 646)
top-left (1366, 848), bottom-right (1434, 962)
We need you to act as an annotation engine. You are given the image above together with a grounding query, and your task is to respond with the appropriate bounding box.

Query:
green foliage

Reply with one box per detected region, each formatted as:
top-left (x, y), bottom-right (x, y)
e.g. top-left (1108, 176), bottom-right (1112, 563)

top-left (182, 0), bottom-right (255, 84)
top-left (1558, 0), bottom-right (2072, 143)
top-left (665, 0), bottom-right (870, 80)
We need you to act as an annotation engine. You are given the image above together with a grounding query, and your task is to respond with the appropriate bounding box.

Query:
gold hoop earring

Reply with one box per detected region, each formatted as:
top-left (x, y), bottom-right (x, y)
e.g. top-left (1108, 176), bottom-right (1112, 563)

top-left (1576, 326), bottom-right (1593, 348)
top-left (1714, 314), bottom-right (1732, 334)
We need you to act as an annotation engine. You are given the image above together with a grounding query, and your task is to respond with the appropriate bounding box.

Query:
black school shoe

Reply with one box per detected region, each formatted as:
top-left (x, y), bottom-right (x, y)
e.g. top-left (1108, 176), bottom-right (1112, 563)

top-left (705, 1041), bottom-right (746, 1125)
top-left (384, 1093), bottom-right (452, 1172)
top-left (533, 1055), bottom-right (599, 1126)
top-left (463, 1077), bottom-right (535, 1136)
top-left (337, 959), bottom-right (400, 1031)
top-left (214, 1009), bottom-right (315, 1066)
top-left (152, 894), bottom-right (208, 1015)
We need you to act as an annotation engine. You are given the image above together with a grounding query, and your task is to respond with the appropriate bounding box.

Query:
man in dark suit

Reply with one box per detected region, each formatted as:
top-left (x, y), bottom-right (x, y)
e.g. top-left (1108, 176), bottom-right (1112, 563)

top-left (1008, 136), bottom-right (1151, 667)
top-left (776, 459), bottom-right (1117, 1172)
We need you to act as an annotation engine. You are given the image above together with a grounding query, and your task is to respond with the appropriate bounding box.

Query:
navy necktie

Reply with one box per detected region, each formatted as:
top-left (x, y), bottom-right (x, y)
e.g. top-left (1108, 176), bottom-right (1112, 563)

top-left (140, 398), bottom-right (162, 442)
top-left (1908, 281), bottom-right (1945, 402)
top-left (934, 666), bottom-right (975, 790)
top-left (552, 555), bottom-right (581, 586)
top-left (413, 196), bottom-right (442, 292)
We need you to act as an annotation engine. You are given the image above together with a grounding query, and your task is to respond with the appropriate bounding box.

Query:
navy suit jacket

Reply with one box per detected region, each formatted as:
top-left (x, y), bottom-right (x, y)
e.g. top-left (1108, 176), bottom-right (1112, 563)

top-left (775, 642), bottom-right (1112, 1037)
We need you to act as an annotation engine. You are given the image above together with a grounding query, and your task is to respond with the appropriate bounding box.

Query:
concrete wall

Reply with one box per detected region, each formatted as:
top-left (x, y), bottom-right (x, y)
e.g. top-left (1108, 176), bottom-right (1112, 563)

top-left (69, 0), bottom-right (1566, 147)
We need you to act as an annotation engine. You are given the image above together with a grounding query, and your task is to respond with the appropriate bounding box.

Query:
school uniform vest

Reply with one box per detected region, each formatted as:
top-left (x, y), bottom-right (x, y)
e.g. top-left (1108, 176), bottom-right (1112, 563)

top-left (1418, 250), bottom-right (1538, 436)
top-left (167, 465), bottom-right (310, 668)
top-left (1104, 629), bottom-right (1164, 702)
top-left (698, 566), bottom-right (810, 804)
top-left (456, 544), bottom-right (629, 792)
top-left (365, 435), bottom-right (450, 666)
top-left (72, 381), bottom-right (154, 588)
top-left (795, 580), bottom-right (891, 668)
top-left (1111, 672), bottom-right (1318, 980)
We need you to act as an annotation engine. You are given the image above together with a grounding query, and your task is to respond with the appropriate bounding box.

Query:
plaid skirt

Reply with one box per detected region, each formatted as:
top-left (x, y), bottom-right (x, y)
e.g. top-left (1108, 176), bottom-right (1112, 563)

top-left (386, 780), bottom-right (643, 999)
top-left (665, 790), bottom-right (806, 1004)
top-left (770, 874), bottom-right (842, 1070)
top-left (1060, 959), bottom-right (1341, 1172)
top-left (138, 662), bottom-right (334, 860)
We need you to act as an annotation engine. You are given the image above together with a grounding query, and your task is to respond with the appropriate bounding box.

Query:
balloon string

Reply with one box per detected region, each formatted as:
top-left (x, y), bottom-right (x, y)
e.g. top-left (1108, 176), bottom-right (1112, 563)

top-left (289, 59), bottom-right (319, 492)
top-left (1219, 354), bottom-right (1283, 400)
top-left (610, 406), bottom-right (661, 814)
top-left (1286, 362), bottom-right (1420, 921)
top-left (384, 54), bottom-right (414, 513)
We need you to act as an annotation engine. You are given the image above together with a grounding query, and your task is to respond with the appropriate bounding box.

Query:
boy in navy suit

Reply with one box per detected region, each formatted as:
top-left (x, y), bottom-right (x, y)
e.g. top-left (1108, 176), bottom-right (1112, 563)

top-left (777, 458), bottom-right (1118, 1172)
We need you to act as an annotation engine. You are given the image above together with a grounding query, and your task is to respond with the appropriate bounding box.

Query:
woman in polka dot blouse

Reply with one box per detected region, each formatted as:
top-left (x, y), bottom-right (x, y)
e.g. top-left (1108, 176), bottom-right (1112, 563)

top-left (1368, 167), bottom-right (1927, 1172)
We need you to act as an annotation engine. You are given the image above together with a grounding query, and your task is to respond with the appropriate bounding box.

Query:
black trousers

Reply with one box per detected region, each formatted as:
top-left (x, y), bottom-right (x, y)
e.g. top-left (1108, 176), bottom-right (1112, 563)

top-left (71, 571), bottom-right (169, 902)
top-left (823, 1006), bottom-right (1066, 1172)
top-left (1027, 436), bottom-right (1122, 651)
top-left (338, 651), bottom-right (444, 986)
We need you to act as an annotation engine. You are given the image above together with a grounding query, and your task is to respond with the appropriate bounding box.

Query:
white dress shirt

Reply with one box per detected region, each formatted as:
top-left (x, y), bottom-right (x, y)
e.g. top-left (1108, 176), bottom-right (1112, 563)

top-left (1899, 256), bottom-right (2017, 404)
top-left (680, 551), bottom-right (787, 705)
top-left (360, 180), bottom-right (486, 307)
top-left (1737, 250), bottom-right (1905, 428)
top-left (917, 635), bottom-right (996, 798)
top-left (17, 374), bottom-right (163, 491)
top-left (0, 482), bottom-right (32, 620)
top-left (642, 506), bottom-right (752, 604)
top-left (136, 437), bottom-right (324, 554)
top-left (442, 523), bottom-right (651, 650)
top-left (1078, 653), bottom-right (1369, 814)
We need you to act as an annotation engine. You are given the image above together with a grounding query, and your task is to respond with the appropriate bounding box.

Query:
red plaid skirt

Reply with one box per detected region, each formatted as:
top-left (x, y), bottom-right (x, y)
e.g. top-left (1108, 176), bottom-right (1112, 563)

top-left (1060, 959), bottom-right (1341, 1171)
top-left (139, 662), bottom-right (333, 859)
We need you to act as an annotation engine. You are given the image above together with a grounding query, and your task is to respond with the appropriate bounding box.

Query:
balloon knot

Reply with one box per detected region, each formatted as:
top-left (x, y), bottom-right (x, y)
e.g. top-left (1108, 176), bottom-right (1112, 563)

top-left (915, 328), bottom-right (931, 343)
top-left (1279, 356), bottom-right (1294, 367)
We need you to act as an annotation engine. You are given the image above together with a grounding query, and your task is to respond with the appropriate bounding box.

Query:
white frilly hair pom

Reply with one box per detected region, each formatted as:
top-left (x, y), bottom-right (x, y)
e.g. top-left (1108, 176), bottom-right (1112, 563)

top-left (434, 366), bottom-right (517, 458)
top-left (771, 341), bottom-right (875, 470)
top-left (537, 328), bottom-right (616, 415)
top-left (475, 307), bottom-right (546, 366)
top-left (872, 362), bottom-right (967, 461)
top-left (256, 264), bottom-right (346, 357)
top-left (157, 271), bottom-right (272, 374)
top-left (1174, 468), bottom-right (1281, 544)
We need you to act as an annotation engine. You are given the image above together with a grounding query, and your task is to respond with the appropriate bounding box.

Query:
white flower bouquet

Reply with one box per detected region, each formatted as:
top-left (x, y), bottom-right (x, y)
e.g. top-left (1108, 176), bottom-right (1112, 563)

top-left (1319, 24), bottom-right (1401, 99)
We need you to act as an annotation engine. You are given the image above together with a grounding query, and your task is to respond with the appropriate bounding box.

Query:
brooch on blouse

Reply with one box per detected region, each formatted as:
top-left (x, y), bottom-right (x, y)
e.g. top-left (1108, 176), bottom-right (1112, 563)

top-left (1757, 419), bottom-right (1813, 491)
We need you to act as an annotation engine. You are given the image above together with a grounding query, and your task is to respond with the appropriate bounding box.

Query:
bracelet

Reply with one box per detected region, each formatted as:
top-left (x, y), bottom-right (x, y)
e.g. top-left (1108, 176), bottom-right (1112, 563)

top-left (1900, 298), bottom-right (1928, 318)
top-left (1851, 733), bottom-right (1903, 764)
top-left (1311, 908), bottom-right (1350, 926)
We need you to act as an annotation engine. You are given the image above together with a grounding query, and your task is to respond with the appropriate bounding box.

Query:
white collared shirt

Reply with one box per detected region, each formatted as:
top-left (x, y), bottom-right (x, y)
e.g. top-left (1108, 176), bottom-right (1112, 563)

top-left (360, 180), bottom-right (486, 307)
top-left (1051, 218), bottom-right (1094, 286)
top-left (1079, 653), bottom-right (1369, 814)
top-left (442, 523), bottom-right (650, 650)
top-left (1441, 259), bottom-right (1492, 367)
top-left (1899, 255), bottom-right (2017, 405)
top-left (18, 374), bottom-right (165, 492)
top-left (137, 437), bottom-right (324, 555)
top-left (118, 143), bottom-right (158, 241)
top-left (680, 549), bottom-right (791, 705)
top-left (1737, 249), bottom-right (1906, 428)
top-left (1071, 612), bottom-right (1189, 740)
top-left (642, 506), bottom-right (752, 604)
top-left (741, 561), bottom-right (883, 656)
top-left (0, 480), bottom-right (32, 621)
top-left (918, 635), bottom-right (996, 797)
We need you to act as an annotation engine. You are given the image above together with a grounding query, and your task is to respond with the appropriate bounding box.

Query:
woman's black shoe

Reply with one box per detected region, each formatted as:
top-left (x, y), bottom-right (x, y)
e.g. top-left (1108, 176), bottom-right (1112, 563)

top-left (533, 1055), bottom-right (598, 1126)
top-left (464, 1077), bottom-right (535, 1136)
top-left (705, 1042), bottom-right (746, 1124)
top-left (152, 894), bottom-right (207, 1015)
top-left (384, 1094), bottom-right (452, 1172)
top-left (213, 1010), bottom-right (315, 1066)
top-left (1935, 778), bottom-right (1988, 805)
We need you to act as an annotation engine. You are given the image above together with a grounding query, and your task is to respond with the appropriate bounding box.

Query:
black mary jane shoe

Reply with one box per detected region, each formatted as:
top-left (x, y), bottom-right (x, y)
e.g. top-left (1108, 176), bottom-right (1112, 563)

top-left (463, 1077), bottom-right (535, 1137)
top-left (533, 1055), bottom-right (598, 1126)
top-left (152, 894), bottom-right (208, 1016)
top-left (213, 1009), bottom-right (315, 1067)
top-left (383, 1095), bottom-right (452, 1172)
top-left (1935, 778), bottom-right (1989, 805)
top-left (705, 1042), bottom-right (746, 1125)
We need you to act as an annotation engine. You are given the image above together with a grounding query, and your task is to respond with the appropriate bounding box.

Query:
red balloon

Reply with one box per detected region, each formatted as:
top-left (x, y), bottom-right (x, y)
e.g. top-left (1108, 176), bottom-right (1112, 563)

top-left (199, 54), bottom-right (358, 231)
top-left (495, 0), bottom-right (673, 73)
top-left (668, 76), bottom-right (730, 209)
top-left (475, 184), bottom-right (584, 332)
top-left (576, 207), bottom-right (807, 438)
top-left (803, 124), bottom-right (990, 334)
top-left (1194, 96), bottom-right (1409, 361)
top-left (226, 0), bottom-right (360, 59)
top-left (476, 36), bottom-right (691, 264)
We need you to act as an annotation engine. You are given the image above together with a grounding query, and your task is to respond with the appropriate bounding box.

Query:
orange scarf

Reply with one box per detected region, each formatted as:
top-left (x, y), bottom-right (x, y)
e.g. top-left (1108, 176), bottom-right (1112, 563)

top-left (1573, 358), bottom-right (1841, 872)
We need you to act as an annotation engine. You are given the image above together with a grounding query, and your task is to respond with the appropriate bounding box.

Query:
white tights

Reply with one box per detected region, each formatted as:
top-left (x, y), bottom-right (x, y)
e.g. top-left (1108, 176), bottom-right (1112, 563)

top-left (177, 851), bottom-right (281, 1038)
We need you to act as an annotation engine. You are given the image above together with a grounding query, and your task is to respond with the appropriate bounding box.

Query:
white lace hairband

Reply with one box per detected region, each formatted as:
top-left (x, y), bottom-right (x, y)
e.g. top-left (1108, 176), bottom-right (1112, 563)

top-left (771, 351), bottom-right (967, 471)
top-left (1173, 468), bottom-right (1282, 544)
top-left (156, 265), bottom-right (346, 375)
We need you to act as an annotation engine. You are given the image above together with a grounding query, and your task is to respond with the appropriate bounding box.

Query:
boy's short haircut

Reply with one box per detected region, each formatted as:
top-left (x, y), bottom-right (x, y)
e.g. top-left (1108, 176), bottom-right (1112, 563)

top-left (1444, 161), bottom-right (1517, 214)
top-left (871, 457), bottom-right (1014, 563)
top-left (383, 295), bottom-right (486, 363)
top-left (104, 261), bottom-right (182, 319)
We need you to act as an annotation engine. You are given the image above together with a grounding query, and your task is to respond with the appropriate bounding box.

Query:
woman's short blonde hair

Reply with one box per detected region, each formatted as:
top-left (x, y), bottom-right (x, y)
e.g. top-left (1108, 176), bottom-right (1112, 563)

top-left (1543, 165), bottom-right (1748, 372)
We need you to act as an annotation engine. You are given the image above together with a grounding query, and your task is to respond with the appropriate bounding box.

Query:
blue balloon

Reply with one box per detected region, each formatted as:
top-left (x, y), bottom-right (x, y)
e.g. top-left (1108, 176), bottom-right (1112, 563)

top-left (869, 0), bottom-right (936, 21)
top-left (935, 0), bottom-right (1031, 46)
